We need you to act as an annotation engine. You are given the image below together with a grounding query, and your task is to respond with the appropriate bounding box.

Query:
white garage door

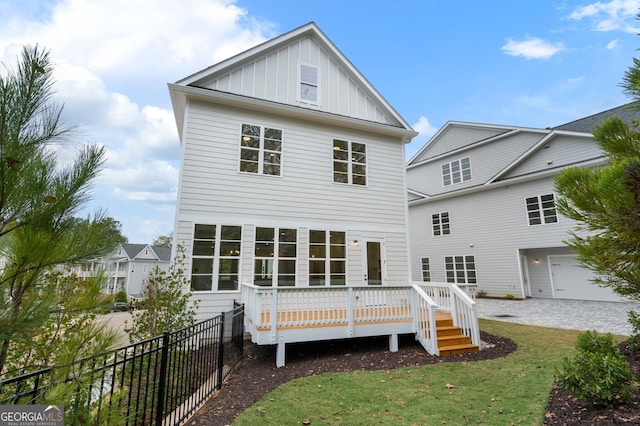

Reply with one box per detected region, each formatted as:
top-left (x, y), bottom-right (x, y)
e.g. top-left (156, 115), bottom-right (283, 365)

top-left (550, 255), bottom-right (623, 302)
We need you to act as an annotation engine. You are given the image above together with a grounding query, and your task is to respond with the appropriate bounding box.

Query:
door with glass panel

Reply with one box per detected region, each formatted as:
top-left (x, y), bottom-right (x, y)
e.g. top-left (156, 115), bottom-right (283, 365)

top-left (363, 238), bottom-right (386, 285)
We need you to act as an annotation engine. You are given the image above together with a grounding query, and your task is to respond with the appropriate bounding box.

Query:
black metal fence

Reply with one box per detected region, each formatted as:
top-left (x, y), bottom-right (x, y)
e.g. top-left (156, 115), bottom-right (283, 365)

top-left (0, 304), bottom-right (244, 425)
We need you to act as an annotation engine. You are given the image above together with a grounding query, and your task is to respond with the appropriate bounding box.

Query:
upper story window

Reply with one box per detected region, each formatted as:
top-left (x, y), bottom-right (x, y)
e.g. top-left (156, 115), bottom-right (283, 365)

top-left (333, 139), bottom-right (367, 185)
top-left (239, 124), bottom-right (282, 176)
top-left (526, 194), bottom-right (558, 225)
top-left (299, 63), bottom-right (319, 103)
top-left (442, 157), bottom-right (471, 186)
top-left (432, 212), bottom-right (450, 236)
top-left (309, 230), bottom-right (346, 286)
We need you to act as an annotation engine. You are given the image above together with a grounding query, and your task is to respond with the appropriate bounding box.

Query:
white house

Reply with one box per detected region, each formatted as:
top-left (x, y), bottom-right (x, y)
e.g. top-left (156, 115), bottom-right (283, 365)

top-left (406, 104), bottom-right (635, 302)
top-left (168, 22), bottom-right (481, 365)
top-left (168, 22), bottom-right (419, 318)
top-left (67, 243), bottom-right (171, 298)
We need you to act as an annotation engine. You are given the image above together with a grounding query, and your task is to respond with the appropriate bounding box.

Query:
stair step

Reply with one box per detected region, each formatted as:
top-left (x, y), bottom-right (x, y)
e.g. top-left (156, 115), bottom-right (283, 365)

top-left (435, 318), bottom-right (454, 328)
top-left (436, 325), bottom-right (463, 336)
top-left (439, 343), bottom-right (480, 356)
top-left (438, 334), bottom-right (471, 348)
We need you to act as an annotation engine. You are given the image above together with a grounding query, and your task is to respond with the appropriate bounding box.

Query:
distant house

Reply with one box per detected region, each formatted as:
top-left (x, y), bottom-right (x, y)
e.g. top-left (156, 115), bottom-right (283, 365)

top-left (67, 243), bottom-right (171, 298)
top-left (168, 22), bottom-right (480, 366)
top-left (406, 105), bottom-right (635, 302)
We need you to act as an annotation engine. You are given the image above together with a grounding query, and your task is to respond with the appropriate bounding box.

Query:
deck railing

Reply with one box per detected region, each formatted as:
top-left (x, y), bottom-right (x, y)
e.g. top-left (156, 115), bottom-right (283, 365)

top-left (416, 282), bottom-right (481, 347)
top-left (242, 283), bottom-right (416, 338)
top-left (411, 284), bottom-right (439, 355)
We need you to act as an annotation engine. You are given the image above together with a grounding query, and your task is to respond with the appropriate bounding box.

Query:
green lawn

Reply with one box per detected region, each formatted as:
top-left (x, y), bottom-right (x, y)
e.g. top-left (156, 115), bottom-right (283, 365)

top-left (233, 320), bottom-right (587, 425)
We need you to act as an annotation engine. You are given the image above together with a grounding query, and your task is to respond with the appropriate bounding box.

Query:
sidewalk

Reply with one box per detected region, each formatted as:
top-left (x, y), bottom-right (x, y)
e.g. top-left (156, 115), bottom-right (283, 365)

top-left (475, 298), bottom-right (638, 336)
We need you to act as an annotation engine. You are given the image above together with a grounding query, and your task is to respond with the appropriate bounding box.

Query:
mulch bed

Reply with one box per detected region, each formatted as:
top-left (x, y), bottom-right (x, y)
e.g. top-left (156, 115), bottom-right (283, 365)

top-left (188, 334), bottom-right (639, 425)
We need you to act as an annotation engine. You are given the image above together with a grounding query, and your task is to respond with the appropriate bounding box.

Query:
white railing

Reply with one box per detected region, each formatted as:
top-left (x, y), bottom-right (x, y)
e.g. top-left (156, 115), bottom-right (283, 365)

top-left (411, 284), bottom-right (439, 355)
top-left (415, 282), bottom-right (481, 347)
top-left (242, 281), bottom-right (478, 355)
top-left (242, 283), bottom-right (415, 338)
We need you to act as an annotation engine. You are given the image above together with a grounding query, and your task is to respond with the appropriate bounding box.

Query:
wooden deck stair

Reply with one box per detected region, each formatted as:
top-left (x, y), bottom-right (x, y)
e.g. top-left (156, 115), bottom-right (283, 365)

top-left (435, 311), bottom-right (479, 356)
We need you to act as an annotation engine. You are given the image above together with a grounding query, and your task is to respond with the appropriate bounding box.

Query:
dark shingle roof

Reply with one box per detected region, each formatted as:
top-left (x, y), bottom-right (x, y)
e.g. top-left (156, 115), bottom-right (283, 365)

top-left (552, 103), bottom-right (639, 133)
top-left (151, 246), bottom-right (172, 262)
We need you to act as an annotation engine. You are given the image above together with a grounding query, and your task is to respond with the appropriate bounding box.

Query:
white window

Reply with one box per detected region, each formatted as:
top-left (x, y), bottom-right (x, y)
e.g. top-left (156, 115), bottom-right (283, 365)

top-left (432, 212), bottom-right (450, 236)
top-left (421, 257), bottom-right (431, 282)
top-left (442, 157), bottom-right (471, 186)
top-left (444, 256), bottom-right (477, 284)
top-left (299, 63), bottom-right (319, 103)
top-left (309, 230), bottom-right (346, 286)
top-left (191, 224), bottom-right (242, 291)
top-left (239, 124), bottom-right (282, 176)
top-left (333, 139), bottom-right (367, 185)
top-left (254, 227), bottom-right (297, 287)
top-left (526, 194), bottom-right (558, 225)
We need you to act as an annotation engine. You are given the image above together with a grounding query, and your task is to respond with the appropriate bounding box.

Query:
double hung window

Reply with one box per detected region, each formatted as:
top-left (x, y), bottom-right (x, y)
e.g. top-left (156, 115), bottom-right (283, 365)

top-left (442, 157), bottom-right (471, 186)
top-left (191, 224), bottom-right (242, 291)
top-left (333, 139), bottom-right (367, 185)
top-left (432, 212), bottom-right (450, 236)
top-left (309, 230), bottom-right (346, 286)
top-left (526, 194), bottom-right (558, 225)
top-left (239, 124), bottom-right (282, 176)
top-left (421, 257), bottom-right (431, 282)
top-left (444, 255), bottom-right (477, 284)
top-left (254, 227), bottom-right (297, 287)
top-left (299, 64), bottom-right (319, 103)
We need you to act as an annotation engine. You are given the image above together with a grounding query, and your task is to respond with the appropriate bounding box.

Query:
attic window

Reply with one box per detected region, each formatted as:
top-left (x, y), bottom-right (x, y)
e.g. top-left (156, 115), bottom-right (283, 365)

top-left (299, 63), bottom-right (318, 103)
top-left (442, 157), bottom-right (471, 186)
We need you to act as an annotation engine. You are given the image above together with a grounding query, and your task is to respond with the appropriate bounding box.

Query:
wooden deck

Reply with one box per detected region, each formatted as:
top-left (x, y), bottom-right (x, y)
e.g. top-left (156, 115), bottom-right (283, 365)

top-left (242, 282), bottom-right (481, 367)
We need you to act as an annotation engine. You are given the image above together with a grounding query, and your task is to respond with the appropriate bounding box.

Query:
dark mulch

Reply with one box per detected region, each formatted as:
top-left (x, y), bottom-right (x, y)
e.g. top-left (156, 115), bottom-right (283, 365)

top-left (543, 342), bottom-right (640, 425)
top-left (188, 332), bottom-right (516, 425)
top-left (189, 334), bottom-right (640, 426)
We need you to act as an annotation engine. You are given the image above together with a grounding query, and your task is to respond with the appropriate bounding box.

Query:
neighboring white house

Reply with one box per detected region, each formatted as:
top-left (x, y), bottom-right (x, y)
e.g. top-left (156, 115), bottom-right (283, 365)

top-left (168, 22), bottom-right (418, 320)
top-left (406, 104), bottom-right (636, 302)
top-left (66, 243), bottom-right (171, 298)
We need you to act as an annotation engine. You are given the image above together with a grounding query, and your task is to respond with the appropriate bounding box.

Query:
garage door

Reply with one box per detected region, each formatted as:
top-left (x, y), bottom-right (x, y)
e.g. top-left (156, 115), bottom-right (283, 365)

top-left (550, 255), bottom-right (623, 302)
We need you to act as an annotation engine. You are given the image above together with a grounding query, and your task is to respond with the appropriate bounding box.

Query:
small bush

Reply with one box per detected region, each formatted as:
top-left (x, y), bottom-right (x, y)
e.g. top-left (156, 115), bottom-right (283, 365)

top-left (504, 294), bottom-right (515, 300)
top-left (555, 331), bottom-right (634, 407)
top-left (628, 310), bottom-right (640, 351)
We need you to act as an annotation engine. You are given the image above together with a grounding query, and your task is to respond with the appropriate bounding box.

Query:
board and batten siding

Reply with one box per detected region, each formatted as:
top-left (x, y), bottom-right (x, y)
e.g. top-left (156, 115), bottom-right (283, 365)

top-left (409, 175), bottom-right (577, 298)
top-left (196, 35), bottom-right (395, 126)
top-left (406, 131), bottom-right (543, 196)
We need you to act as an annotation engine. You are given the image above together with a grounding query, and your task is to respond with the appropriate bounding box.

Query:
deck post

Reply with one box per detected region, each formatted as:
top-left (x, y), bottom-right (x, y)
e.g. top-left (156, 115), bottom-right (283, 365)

top-left (389, 332), bottom-right (398, 352)
top-left (276, 341), bottom-right (286, 367)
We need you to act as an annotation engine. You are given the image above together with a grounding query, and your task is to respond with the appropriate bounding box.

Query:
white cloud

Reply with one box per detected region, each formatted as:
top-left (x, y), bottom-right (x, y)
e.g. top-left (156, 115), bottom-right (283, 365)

top-left (0, 0), bottom-right (274, 242)
top-left (413, 116), bottom-right (438, 138)
top-left (606, 39), bottom-right (620, 49)
top-left (501, 37), bottom-right (565, 60)
top-left (569, 0), bottom-right (640, 33)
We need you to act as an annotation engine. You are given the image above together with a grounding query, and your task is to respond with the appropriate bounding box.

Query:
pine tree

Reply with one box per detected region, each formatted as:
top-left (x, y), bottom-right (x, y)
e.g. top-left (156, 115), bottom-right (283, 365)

top-left (0, 46), bottom-right (119, 375)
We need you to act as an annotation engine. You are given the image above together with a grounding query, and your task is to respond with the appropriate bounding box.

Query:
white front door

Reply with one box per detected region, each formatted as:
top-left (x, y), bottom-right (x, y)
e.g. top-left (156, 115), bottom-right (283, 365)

top-left (363, 238), bottom-right (386, 286)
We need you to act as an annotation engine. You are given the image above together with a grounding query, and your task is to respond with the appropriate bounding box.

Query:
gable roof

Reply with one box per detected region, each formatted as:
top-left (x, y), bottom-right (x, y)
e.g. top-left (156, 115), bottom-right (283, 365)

top-left (552, 103), bottom-right (638, 133)
top-left (169, 22), bottom-right (416, 142)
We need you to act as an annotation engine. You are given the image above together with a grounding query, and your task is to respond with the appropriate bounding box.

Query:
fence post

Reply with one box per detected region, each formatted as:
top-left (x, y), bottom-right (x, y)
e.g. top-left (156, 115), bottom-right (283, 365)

top-left (155, 332), bottom-right (170, 426)
top-left (216, 313), bottom-right (225, 390)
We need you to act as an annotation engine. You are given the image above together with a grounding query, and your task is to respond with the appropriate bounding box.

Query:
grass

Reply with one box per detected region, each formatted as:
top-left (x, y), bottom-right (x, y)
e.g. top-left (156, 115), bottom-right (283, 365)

top-left (233, 319), bottom-right (588, 425)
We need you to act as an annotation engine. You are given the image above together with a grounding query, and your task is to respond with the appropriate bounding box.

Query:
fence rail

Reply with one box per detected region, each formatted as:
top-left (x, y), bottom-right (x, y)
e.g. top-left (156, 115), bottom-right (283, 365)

top-left (0, 305), bottom-right (244, 425)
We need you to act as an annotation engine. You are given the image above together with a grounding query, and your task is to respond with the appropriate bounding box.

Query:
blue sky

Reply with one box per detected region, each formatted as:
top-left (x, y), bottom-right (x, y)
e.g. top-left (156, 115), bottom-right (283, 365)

top-left (0, 0), bottom-right (638, 243)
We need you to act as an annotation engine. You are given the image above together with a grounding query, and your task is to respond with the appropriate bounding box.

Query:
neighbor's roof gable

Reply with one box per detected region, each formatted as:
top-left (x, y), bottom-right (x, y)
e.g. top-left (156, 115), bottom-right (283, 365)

top-left (172, 22), bottom-right (413, 132)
